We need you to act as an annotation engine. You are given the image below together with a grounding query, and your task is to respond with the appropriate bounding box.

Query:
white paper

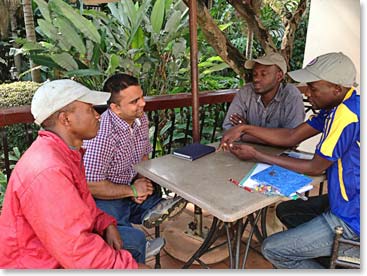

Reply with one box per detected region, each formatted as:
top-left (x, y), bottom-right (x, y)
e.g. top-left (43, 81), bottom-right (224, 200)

top-left (239, 163), bottom-right (270, 189)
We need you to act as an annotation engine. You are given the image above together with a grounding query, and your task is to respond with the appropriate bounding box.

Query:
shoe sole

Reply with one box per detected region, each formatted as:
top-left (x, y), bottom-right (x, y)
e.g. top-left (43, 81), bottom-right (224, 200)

top-left (143, 198), bottom-right (187, 228)
top-left (146, 238), bottom-right (166, 259)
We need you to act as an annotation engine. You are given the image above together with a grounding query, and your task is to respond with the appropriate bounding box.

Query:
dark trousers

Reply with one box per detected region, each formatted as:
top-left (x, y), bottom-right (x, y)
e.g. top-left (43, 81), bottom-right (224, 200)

top-left (276, 194), bottom-right (330, 229)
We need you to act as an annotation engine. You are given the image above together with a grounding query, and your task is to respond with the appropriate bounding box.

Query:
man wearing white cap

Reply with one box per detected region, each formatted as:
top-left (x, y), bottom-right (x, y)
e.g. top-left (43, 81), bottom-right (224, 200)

top-left (0, 79), bottom-right (148, 268)
top-left (222, 52), bottom-right (305, 143)
top-left (219, 52), bottom-right (360, 268)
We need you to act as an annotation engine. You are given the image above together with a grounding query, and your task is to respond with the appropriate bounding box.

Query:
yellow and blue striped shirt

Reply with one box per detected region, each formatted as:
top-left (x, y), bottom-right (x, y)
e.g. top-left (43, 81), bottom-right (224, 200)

top-left (307, 88), bottom-right (360, 236)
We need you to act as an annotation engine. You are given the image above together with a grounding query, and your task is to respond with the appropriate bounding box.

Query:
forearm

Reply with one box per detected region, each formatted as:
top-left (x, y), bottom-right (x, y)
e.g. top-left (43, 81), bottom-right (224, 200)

top-left (240, 134), bottom-right (267, 145)
top-left (88, 180), bottom-right (134, 200)
top-left (254, 151), bottom-right (325, 176)
top-left (243, 125), bottom-right (300, 147)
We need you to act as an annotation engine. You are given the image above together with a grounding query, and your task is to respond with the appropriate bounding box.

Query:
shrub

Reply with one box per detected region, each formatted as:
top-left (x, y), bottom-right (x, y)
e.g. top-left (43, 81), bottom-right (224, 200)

top-left (0, 81), bottom-right (41, 107)
top-left (0, 81), bottom-right (41, 158)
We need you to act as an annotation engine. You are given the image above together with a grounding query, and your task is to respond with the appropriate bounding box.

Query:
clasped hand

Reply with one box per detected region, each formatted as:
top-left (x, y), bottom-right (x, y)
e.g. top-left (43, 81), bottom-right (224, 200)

top-left (131, 177), bottom-right (154, 204)
top-left (217, 124), bottom-right (246, 151)
top-left (217, 123), bottom-right (258, 161)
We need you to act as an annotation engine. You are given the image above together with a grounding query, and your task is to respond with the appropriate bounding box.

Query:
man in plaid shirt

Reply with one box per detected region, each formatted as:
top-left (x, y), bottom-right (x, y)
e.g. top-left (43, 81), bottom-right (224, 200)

top-left (83, 74), bottom-right (186, 264)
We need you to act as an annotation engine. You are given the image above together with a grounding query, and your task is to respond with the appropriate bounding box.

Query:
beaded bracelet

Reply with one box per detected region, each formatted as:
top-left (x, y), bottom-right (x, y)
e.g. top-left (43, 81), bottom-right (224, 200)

top-left (130, 184), bottom-right (138, 198)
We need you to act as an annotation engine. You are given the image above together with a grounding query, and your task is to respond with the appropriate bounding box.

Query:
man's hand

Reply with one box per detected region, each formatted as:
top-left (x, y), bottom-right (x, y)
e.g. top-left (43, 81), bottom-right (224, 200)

top-left (131, 195), bottom-right (148, 204)
top-left (134, 178), bottom-right (154, 196)
top-left (104, 224), bottom-right (123, 250)
top-left (131, 178), bottom-right (154, 204)
top-left (217, 124), bottom-right (246, 151)
top-left (229, 143), bottom-right (258, 161)
top-left (230, 113), bottom-right (247, 126)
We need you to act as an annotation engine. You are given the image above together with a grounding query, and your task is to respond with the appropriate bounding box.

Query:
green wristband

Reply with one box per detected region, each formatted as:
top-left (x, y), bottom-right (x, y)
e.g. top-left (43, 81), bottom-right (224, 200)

top-left (131, 184), bottom-right (138, 198)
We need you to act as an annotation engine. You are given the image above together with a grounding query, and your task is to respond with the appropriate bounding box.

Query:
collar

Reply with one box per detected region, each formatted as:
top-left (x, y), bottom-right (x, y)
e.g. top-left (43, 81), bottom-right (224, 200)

top-left (38, 130), bottom-right (85, 160)
top-left (108, 109), bottom-right (142, 132)
top-left (326, 87), bottom-right (356, 116)
top-left (343, 87), bottom-right (356, 102)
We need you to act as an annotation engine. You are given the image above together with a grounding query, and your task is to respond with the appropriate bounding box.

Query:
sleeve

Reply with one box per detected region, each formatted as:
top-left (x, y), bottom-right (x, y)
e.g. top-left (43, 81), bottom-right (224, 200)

top-left (222, 88), bottom-right (249, 130)
top-left (93, 203), bottom-right (117, 235)
top-left (306, 109), bottom-right (327, 132)
top-left (20, 167), bottom-right (138, 269)
top-left (83, 133), bottom-right (114, 182)
top-left (281, 86), bottom-right (306, 128)
top-left (315, 106), bottom-right (359, 161)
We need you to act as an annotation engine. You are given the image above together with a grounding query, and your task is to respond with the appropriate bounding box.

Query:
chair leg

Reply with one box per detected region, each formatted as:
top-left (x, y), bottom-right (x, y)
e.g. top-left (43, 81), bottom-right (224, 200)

top-left (330, 226), bottom-right (343, 268)
top-left (154, 225), bottom-right (161, 269)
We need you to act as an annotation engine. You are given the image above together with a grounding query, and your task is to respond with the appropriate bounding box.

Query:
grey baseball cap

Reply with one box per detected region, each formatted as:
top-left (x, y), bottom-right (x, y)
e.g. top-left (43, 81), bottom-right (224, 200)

top-left (245, 52), bottom-right (287, 74)
top-left (31, 79), bottom-right (111, 125)
top-left (288, 52), bottom-right (357, 87)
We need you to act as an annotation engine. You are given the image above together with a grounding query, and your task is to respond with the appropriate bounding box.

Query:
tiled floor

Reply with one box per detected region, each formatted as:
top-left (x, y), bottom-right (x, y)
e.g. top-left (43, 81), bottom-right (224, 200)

top-left (139, 203), bottom-right (276, 269)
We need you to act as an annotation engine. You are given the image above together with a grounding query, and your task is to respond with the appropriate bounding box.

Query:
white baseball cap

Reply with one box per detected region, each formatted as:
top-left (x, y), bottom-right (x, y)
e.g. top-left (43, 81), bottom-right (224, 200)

top-left (245, 52), bottom-right (287, 74)
top-left (288, 52), bottom-right (357, 87)
top-left (31, 79), bottom-right (111, 125)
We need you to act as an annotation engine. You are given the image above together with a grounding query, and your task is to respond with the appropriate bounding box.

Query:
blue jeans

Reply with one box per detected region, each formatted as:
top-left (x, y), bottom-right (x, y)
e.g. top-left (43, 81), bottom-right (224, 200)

top-left (95, 191), bottom-right (162, 263)
top-left (261, 195), bottom-right (359, 268)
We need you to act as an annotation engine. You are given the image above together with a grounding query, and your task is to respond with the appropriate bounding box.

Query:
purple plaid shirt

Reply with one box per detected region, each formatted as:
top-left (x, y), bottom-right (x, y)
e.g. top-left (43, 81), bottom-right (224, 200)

top-left (83, 109), bottom-right (152, 185)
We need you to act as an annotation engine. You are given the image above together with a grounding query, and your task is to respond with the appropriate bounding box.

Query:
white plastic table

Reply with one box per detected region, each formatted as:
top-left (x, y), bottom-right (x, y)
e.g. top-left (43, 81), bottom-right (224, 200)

top-left (134, 143), bottom-right (325, 268)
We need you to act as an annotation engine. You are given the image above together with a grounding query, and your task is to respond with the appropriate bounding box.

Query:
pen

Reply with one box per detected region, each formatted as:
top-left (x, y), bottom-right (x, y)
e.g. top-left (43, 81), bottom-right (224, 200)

top-left (296, 192), bottom-right (308, 201)
top-left (228, 178), bottom-right (253, 192)
top-left (228, 178), bottom-right (239, 185)
top-left (244, 186), bottom-right (253, 193)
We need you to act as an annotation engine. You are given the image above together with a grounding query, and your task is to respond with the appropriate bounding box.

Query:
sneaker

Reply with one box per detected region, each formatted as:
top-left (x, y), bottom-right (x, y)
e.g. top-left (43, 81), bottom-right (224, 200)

top-left (142, 197), bottom-right (187, 228)
top-left (145, 237), bottom-right (165, 259)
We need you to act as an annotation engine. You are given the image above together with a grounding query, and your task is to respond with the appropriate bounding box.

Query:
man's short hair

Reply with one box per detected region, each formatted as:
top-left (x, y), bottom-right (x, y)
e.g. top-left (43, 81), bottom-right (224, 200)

top-left (103, 74), bottom-right (140, 105)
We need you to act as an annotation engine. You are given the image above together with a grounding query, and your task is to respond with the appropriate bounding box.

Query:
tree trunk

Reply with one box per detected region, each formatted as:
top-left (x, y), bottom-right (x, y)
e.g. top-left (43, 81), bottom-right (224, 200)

top-left (183, 0), bottom-right (247, 79)
top-left (0, 0), bottom-right (9, 39)
top-left (183, 0), bottom-right (308, 79)
top-left (227, 0), bottom-right (276, 54)
top-left (22, 0), bottom-right (41, 82)
top-left (281, 0), bottom-right (307, 67)
top-left (8, 0), bottom-right (22, 76)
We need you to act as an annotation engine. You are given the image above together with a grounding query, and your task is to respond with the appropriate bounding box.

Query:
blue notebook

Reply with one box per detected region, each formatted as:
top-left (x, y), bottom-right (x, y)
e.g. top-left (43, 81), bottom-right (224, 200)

top-left (250, 165), bottom-right (313, 197)
top-left (173, 143), bottom-right (215, 161)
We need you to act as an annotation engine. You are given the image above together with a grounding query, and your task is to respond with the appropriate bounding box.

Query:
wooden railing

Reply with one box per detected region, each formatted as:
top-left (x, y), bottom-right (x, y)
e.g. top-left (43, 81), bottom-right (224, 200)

top-left (0, 89), bottom-right (238, 182)
top-left (0, 87), bottom-right (315, 183)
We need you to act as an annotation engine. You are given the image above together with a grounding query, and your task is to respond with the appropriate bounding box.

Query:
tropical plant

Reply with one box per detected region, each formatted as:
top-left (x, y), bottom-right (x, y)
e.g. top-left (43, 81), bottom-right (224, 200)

top-left (106, 0), bottom-right (191, 95)
top-left (1, 147), bottom-right (21, 170)
top-left (0, 171), bottom-right (7, 211)
top-left (15, 0), bottom-right (106, 87)
top-left (15, 0), bottom-right (195, 94)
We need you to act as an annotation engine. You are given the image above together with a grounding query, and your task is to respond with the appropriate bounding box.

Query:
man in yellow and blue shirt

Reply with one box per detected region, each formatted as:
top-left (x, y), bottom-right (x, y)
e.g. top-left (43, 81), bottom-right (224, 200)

top-left (218, 52), bottom-right (360, 268)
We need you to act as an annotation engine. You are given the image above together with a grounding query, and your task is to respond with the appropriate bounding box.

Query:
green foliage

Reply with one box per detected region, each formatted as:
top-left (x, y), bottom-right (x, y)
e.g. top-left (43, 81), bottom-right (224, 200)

top-left (16, 0), bottom-right (236, 94)
top-left (1, 147), bottom-right (21, 170)
top-left (289, 5), bottom-right (309, 71)
top-left (0, 171), bottom-right (7, 211)
top-left (15, 0), bottom-right (106, 88)
top-left (0, 82), bottom-right (40, 154)
top-left (0, 81), bottom-right (41, 107)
